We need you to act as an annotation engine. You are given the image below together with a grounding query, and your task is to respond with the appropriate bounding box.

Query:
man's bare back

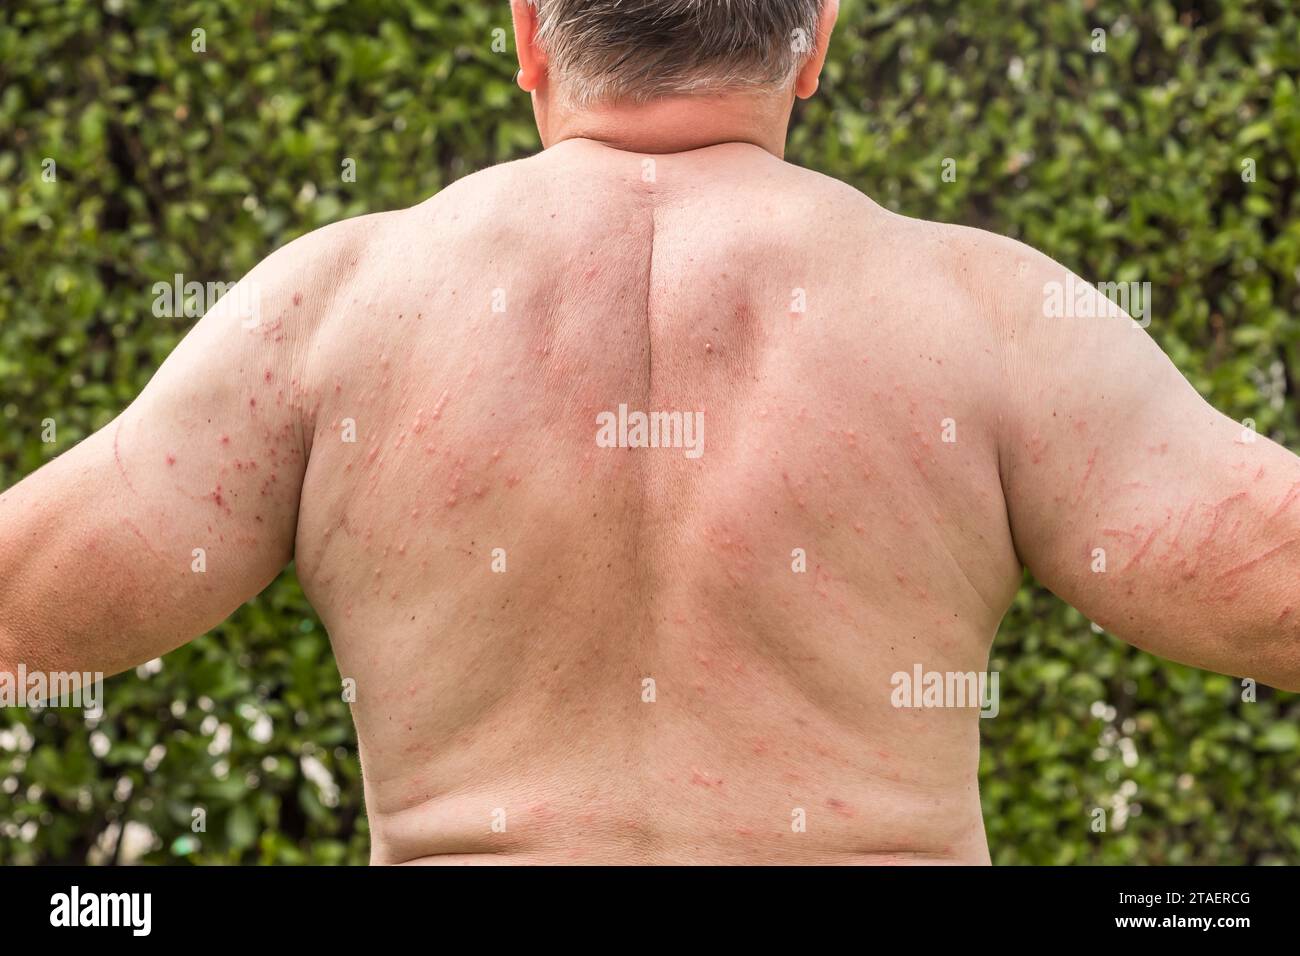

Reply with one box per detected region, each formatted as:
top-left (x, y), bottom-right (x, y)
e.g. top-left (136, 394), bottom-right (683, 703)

top-left (295, 141), bottom-right (1019, 863)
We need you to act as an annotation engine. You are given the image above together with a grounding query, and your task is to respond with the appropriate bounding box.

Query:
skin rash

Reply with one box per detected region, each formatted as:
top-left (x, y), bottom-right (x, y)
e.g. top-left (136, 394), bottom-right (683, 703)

top-left (1, 2), bottom-right (1298, 864)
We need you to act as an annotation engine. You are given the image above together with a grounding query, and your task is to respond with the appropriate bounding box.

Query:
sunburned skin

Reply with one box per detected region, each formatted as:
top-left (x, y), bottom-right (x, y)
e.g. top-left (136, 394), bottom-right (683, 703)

top-left (1, 139), bottom-right (1298, 865)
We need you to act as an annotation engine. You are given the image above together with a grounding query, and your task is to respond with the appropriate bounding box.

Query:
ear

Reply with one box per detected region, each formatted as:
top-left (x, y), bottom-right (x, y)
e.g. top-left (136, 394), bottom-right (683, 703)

top-left (794, 0), bottom-right (839, 100)
top-left (511, 0), bottom-right (546, 93)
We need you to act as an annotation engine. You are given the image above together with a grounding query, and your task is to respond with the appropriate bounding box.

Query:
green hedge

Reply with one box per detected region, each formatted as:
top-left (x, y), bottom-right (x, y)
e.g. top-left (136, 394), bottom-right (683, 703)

top-left (1, 0), bottom-right (1296, 864)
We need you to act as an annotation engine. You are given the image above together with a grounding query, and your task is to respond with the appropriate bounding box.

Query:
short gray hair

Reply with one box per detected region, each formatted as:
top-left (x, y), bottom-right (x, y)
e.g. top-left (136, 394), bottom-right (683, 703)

top-left (528, 0), bottom-right (825, 106)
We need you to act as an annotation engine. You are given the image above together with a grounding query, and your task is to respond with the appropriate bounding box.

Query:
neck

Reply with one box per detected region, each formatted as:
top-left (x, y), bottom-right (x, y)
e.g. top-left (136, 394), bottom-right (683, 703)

top-left (541, 91), bottom-right (793, 157)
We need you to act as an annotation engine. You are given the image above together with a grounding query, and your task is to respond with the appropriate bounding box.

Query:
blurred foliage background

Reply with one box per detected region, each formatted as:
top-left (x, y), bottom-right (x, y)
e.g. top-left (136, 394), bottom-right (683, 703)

top-left (1, 0), bottom-right (1297, 865)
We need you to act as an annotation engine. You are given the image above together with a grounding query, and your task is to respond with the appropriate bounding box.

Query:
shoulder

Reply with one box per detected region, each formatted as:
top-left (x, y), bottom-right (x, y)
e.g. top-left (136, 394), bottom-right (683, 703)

top-left (902, 215), bottom-right (1076, 323)
top-left (833, 207), bottom-right (1085, 345)
top-left (220, 209), bottom-right (402, 339)
top-left (406, 156), bottom-right (540, 228)
top-left (771, 163), bottom-right (1054, 298)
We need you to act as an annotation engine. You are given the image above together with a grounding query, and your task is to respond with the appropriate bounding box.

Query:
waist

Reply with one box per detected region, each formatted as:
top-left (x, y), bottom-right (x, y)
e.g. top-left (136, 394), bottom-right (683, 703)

top-left (363, 767), bottom-right (990, 865)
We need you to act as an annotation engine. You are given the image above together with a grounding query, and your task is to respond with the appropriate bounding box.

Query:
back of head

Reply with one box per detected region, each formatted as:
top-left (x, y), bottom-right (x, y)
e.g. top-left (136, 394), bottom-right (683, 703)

top-left (529, 0), bottom-right (825, 106)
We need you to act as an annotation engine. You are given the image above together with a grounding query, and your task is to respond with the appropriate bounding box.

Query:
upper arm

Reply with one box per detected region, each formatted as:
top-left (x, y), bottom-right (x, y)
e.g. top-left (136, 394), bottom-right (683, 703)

top-left (0, 218), bottom-right (362, 677)
top-left (981, 233), bottom-right (1300, 689)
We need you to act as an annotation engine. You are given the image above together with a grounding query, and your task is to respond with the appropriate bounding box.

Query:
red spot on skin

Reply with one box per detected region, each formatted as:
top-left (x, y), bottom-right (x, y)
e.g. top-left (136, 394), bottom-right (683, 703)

top-left (165, 454), bottom-right (176, 466)
top-left (263, 369), bottom-right (273, 383)
top-left (249, 397), bottom-right (257, 408)
top-left (690, 769), bottom-right (723, 789)
top-left (219, 434), bottom-right (230, 445)
top-left (826, 797), bottom-right (856, 818)
top-left (292, 292), bottom-right (303, 306)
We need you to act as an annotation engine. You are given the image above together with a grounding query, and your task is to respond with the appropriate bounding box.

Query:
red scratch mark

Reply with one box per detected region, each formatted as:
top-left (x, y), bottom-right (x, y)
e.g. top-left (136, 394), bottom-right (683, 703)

top-left (689, 769), bottom-right (723, 789)
top-left (1211, 490), bottom-right (1248, 512)
top-left (1171, 502), bottom-right (1196, 543)
top-left (112, 423), bottom-right (138, 495)
top-left (826, 797), bottom-right (856, 818)
top-left (120, 518), bottom-right (162, 559)
top-left (292, 291), bottom-right (303, 306)
top-left (1269, 481), bottom-right (1300, 519)
top-left (1217, 536), bottom-right (1300, 580)
top-left (1122, 528), bottom-right (1160, 571)
top-left (1073, 447), bottom-right (1098, 504)
top-left (1187, 491), bottom-right (1249, 573)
